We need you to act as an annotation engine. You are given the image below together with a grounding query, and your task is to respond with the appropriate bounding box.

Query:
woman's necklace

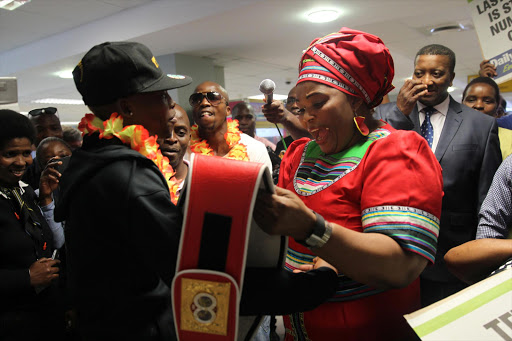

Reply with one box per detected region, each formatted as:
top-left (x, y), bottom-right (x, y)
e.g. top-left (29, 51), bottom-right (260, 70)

top-left (189, 118), bottom-right (249, 161)
top-left (78, 113), bottom-right (182, 205)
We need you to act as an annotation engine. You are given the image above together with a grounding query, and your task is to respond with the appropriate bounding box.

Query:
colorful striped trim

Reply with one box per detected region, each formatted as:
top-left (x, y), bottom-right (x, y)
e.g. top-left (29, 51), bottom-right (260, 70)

top-left (300, 65), bottom-right (329, 72)
top-left (310, 46), bottom-right (371, 104)
top-left (293, 128), bottom-right (391, 196)
top-left (362, 206), bottom-right (440, 263)
top-left (284, 248), bottom-right (315, 272)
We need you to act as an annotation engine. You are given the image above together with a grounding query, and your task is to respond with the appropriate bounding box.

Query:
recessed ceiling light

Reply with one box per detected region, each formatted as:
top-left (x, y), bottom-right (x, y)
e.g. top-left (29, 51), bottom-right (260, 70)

top-left (448, 86), bottom-right (456, 93)
top-left (430, 23), bottom-right (466, 34)
top-left (55, 70), bottom-right (74, 79)
top-left (307, 9), bottom-right (340, 23)
top-left (0, 0), bottom-right (30, 11)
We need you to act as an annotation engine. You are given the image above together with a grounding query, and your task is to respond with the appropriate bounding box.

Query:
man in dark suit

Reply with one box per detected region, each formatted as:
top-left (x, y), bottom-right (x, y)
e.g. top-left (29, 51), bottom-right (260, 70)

top-left (374, 44), bottom-right (501, 306)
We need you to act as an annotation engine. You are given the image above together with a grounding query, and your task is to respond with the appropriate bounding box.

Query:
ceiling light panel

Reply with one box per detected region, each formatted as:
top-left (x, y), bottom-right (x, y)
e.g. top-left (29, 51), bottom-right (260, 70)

top-left (307, 9), bottom-right (340, 23)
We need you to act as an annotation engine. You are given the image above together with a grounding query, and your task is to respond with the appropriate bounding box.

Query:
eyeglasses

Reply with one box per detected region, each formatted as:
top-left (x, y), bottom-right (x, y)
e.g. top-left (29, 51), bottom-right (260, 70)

top-left (189, 91), bottom-right (225, 107)
top-left (28, 107), bottom-right (58, 117)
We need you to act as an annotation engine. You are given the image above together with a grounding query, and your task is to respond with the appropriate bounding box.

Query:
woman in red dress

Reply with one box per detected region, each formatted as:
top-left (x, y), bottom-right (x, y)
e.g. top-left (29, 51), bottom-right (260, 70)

top-left (255, 28), bottom-right (443, 341)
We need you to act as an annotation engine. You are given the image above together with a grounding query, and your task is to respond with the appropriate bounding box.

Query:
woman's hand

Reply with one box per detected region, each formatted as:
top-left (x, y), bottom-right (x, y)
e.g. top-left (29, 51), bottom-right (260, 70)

top-left (254, 186), bottom-right (316, 240)
top-left (38, 158), bottom-right (62, 206)
top-left (295, 257), bottom-right (338, 274)
top-left (29, 258), bottom-right (60, 287)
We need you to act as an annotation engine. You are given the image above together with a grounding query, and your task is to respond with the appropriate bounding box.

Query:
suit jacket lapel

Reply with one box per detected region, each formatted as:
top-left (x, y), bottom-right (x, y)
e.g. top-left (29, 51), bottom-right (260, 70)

top-left (410, 107), bottom-right (421, 134)
top-left (435, 96), bottom-right (463, 162)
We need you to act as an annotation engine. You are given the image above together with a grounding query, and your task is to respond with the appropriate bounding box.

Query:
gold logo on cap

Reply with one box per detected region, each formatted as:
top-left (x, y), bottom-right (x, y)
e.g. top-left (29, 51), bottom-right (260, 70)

top-left (151, 56), bottom-right (160, 68)
top-left (180, 278), bottom-right (230, 335)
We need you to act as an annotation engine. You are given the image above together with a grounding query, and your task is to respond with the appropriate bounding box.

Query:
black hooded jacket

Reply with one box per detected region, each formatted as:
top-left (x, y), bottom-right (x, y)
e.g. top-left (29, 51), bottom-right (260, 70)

top-left (55, 134), bottom-right (182, 340)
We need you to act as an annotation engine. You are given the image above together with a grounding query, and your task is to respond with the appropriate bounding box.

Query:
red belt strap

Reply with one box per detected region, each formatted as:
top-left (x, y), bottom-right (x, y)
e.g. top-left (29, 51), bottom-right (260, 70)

top-left (172, 154), bottom-right (274, 340)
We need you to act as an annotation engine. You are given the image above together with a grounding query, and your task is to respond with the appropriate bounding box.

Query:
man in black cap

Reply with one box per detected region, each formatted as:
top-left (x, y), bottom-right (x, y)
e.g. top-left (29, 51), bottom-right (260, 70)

top-left (55, 41), bottom-right (192, 340)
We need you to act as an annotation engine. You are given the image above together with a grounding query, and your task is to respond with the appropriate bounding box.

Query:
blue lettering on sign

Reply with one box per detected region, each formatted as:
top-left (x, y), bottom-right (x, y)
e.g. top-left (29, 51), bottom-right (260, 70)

top-left (489, 46), bottom-right (512, 80)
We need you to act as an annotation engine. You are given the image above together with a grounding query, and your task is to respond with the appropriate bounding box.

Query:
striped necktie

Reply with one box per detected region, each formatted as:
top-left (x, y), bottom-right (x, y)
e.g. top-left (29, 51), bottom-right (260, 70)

top-left (420, 106), bottom-right (435, 148)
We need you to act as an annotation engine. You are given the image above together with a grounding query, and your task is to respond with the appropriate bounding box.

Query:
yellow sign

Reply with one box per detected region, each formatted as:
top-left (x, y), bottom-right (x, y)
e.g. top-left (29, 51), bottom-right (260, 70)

top-left (180, 278), bottom-right (231, 336)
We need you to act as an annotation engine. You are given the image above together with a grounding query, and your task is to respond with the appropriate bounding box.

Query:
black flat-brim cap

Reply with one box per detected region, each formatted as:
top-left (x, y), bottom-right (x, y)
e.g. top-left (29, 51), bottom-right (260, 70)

top-left (73, 41), bottom-right (192, 106)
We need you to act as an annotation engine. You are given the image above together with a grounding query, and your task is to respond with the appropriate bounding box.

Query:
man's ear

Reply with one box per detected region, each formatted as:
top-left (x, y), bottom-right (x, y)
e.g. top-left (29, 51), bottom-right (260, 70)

top-left (450, 72), bottom-right (456, 87)
top-left (225, 104), bottom-right (231, 117)
top-left (118, 98), bottom-right (133, 118)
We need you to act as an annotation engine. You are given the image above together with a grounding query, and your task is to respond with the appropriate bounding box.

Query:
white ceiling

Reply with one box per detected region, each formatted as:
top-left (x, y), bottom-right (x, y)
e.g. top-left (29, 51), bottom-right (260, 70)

top-left (1, 0), bottom-right (509, 123)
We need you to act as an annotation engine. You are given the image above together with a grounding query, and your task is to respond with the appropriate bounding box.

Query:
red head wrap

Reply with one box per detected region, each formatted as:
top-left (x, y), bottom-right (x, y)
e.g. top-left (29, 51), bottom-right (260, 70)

top-left (298, 27), bottom-right (395, 109)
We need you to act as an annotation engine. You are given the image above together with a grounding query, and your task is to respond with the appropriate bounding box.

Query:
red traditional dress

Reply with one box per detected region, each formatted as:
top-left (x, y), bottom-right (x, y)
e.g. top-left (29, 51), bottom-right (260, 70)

top-left (279, 123), bottom-right (443, 341)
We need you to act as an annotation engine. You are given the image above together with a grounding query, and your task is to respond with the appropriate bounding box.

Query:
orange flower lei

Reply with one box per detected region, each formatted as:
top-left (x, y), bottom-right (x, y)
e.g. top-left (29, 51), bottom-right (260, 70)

top-left (78, 113), bottom-right (182, 205)
top-left (190, 118), bottom-right (249, 161)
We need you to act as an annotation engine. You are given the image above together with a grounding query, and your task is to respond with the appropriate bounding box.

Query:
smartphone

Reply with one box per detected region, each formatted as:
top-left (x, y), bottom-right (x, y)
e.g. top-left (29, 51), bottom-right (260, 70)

top-left (54, 156), bottom-right (71, 174)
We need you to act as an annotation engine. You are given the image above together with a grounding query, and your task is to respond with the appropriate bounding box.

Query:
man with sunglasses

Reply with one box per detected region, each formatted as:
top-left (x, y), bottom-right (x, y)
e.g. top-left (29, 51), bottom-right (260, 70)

top-left (189, 81), bottom-right (272, 171)
top-left (23, 107), bottom-right (64, 189)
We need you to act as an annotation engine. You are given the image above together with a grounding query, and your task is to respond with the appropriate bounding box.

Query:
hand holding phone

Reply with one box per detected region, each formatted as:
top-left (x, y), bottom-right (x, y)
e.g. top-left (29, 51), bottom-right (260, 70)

top-left (53, 155), bottom-right (71, 174)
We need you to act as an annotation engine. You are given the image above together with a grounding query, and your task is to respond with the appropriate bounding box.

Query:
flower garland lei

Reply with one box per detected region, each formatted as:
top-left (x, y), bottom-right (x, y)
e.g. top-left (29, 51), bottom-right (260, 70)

top-left (78, 113), bottom-right (182, 205)
top-left (189, 118), bottom-right (249, 161)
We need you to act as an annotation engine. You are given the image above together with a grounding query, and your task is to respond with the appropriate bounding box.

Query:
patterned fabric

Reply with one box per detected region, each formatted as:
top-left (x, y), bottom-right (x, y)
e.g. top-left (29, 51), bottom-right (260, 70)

top-left (420, 106), bottom-right (435, 148)
top-left (285, 125), bottom-right (440, 302)
top-left (294, 128), bottom-right (391, 196)
top-left (477, 155), bottom-right (512, 239)
top-left (297, 28), bottom-right (395, 108)
top-left (362, 205), bottom-right (439, 263)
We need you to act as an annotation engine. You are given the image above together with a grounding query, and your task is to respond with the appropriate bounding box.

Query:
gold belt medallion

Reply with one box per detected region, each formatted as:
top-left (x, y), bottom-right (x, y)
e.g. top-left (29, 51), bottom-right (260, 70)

top-left (180, 278), bottom-right (231, 335)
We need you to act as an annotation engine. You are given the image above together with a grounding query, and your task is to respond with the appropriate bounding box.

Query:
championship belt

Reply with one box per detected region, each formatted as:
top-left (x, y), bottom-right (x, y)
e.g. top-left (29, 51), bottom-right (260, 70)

top-left (172, 153), bottom-right (286, 341)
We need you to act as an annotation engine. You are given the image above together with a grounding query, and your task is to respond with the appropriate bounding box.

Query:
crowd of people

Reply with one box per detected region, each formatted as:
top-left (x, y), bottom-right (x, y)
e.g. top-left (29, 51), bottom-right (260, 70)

top-left (0, 26), bottom-right (510, 341)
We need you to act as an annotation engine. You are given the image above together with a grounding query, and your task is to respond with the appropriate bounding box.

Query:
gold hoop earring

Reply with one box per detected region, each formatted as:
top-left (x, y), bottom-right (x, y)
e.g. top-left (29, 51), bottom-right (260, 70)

top-left (353, 114), bottom-right (369, 136)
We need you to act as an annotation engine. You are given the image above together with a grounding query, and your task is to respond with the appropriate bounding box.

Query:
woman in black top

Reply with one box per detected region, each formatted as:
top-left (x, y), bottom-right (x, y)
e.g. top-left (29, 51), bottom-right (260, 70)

top-left (0, 109), bottom-right (65, 341)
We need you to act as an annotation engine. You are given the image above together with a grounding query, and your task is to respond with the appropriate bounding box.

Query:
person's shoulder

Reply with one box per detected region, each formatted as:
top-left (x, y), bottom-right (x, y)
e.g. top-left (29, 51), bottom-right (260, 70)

top-left (376, 101), bottom-right (397, 111)
top-left (374, 101), bottom-right (398, 114)
top-left (369, 126), bottom-right (430, 155)
top-left (284, 137), bottom-right (310, 156)
top-left (497, 114), bottom-right (512, 129)
top-left (241, 133), bottom-right (266, 149)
